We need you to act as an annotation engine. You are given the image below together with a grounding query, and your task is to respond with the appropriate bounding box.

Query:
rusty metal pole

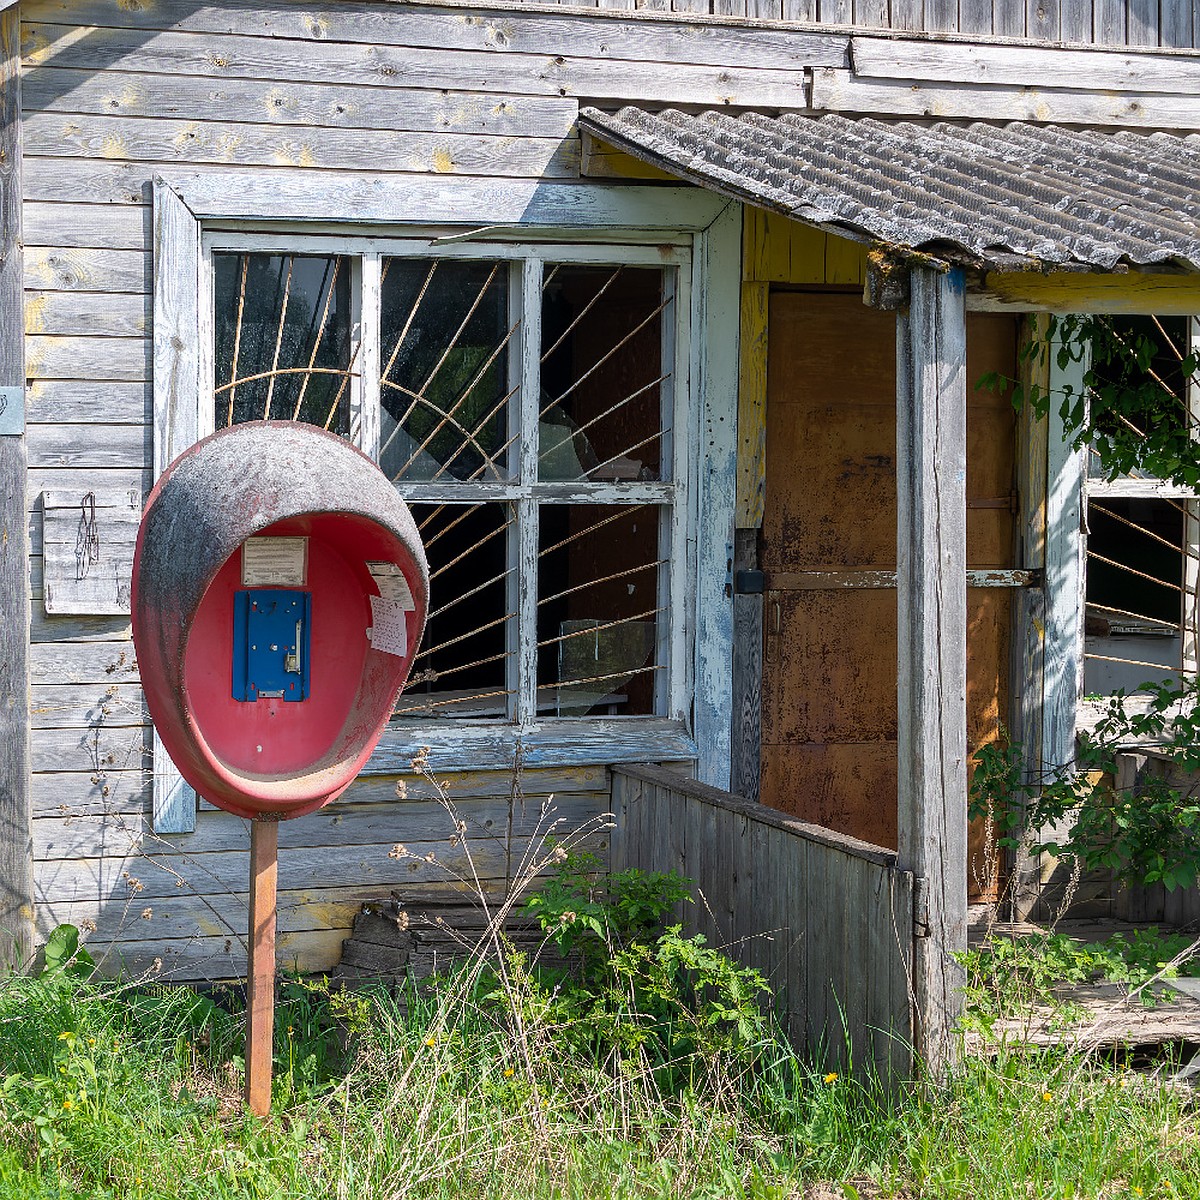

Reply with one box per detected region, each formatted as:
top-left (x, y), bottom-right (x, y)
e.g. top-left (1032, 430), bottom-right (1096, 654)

top-left (246, 817), bottom-right (279, 1116)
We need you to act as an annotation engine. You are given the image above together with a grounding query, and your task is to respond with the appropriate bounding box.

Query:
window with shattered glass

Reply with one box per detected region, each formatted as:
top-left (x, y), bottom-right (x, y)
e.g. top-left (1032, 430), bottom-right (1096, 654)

top-left (1082, 316), bottom-right (1200, 694)
top-left (211, 242), bottom-right (686, 726)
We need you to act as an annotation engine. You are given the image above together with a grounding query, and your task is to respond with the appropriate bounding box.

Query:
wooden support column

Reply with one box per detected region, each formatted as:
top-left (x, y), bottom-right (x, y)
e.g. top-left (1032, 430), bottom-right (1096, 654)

top-left (896, 266), bottom-right (968, 1075)
top-left (245, 818), bottom-right (279, 1117)
top-left (1042, 345), bottom-right (1087, 776)
top-left (1009, 316), bottom-right (1050, 920)
top-left (731, 275), bottom-right (768, 802)
top-left (0, 6), bottom-right (33, 971)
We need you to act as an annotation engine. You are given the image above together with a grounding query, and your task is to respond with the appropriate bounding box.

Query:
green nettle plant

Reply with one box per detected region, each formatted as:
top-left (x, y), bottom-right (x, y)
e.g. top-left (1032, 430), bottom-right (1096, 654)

top-left (974, 315), bottom-right (1200, 894)
top-left (480, 854), bottom-right (772, 1085)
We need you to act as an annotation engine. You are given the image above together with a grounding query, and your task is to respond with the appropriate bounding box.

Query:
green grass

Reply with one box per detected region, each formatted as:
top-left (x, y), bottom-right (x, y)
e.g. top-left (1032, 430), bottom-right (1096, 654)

top-left (1, 962), bottom-right (1197, 1200)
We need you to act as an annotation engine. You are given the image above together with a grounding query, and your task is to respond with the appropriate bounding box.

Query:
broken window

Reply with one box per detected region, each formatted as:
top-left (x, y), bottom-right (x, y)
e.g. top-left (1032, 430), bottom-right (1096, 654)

top-left (1082, 316), bottom-right (1199, 694)
top-left (211, 244), bottom-right (684, 726)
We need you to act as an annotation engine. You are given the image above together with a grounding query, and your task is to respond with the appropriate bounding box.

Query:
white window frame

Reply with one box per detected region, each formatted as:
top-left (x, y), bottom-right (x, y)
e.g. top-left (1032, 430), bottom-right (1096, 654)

top-left (1044, 316), bottom-right (1200, 757)
top-left (204, 231), bottom-right (690, 726)
top-left (150, 174), bottom-right (740, 830)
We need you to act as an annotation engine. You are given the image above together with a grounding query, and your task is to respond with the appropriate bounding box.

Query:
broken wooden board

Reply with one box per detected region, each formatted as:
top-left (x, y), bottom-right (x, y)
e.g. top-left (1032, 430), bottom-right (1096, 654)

top-left (964, 981), bottom-right (1200, 1052)
top-left (332, 898), bottom-right (573, 988)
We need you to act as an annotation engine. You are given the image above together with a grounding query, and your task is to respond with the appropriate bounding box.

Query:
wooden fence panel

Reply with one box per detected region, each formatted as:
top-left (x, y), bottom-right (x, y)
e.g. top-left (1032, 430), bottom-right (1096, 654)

top-left (611, 763), bottom-right (914, 1081)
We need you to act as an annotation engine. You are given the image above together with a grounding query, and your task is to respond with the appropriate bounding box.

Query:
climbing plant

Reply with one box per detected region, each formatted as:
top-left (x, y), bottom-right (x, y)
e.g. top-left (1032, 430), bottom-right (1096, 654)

top-left (971, 685), bottom-right (1200, 893)
top-left (975, 315), bottom-right (1200, 894)
top-left (995, 313), bottom-right (1200, 486)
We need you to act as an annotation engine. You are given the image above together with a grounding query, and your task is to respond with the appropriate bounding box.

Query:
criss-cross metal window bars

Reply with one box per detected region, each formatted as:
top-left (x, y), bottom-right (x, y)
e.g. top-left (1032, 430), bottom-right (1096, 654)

top-left (209, 237), bottom-right (692, 727)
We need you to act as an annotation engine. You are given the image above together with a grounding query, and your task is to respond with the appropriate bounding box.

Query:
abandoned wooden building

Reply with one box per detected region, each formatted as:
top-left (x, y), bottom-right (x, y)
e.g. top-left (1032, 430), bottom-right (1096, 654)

top-left (3, 0), bottom-right (1200, 1073)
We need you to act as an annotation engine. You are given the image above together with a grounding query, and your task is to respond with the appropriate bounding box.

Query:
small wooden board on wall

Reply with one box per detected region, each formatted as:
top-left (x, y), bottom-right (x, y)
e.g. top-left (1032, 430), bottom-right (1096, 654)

top-left (42, 488), bottom-right (142, 615)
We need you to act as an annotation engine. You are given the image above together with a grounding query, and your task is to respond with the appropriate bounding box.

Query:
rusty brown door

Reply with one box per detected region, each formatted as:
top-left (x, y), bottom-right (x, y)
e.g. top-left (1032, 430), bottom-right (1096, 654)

top-left (759, 291), bottom-right (1016, 901)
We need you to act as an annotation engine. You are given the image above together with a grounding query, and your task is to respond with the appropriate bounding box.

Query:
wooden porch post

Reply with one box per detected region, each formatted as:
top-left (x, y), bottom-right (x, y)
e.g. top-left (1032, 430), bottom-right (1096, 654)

top-left (895, 265), bottom-right (968, 1075)
top-left (0, 6), bottom-right (34, 972)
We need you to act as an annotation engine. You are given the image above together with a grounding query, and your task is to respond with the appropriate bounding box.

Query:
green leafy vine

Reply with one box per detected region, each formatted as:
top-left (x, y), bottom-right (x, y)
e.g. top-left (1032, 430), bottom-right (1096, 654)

top-left (975, 315), bottom-right (1200, 894)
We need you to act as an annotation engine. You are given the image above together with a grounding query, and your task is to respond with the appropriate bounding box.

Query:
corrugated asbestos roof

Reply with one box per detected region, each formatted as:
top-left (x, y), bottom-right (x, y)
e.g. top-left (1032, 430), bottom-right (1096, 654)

top-left (578, 107), bottom-right (1200, 273)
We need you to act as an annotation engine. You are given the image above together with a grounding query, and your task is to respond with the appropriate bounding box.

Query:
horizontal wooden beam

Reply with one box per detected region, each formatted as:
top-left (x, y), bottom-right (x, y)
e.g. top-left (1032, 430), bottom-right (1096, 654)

top-left (767, 568), bottom-right (1038, 589)
top-left (969, 273), bottom-right (1200, 314)
top-left (850, 36), bottom-right (1200, 95)
top-left (163, 172), bottom-right (727, 231)
top-left (812, 68), bottom-right (1200, 130)
top-left (1088, 477), bottom-right (1200, 499)
top-left (25, 0), bottom-right (851, 68)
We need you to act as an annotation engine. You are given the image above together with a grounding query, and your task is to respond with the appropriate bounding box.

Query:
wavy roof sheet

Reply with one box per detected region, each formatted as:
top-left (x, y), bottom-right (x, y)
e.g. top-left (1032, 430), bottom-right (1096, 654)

top-left (578, 107), bottom-right (1200, 273)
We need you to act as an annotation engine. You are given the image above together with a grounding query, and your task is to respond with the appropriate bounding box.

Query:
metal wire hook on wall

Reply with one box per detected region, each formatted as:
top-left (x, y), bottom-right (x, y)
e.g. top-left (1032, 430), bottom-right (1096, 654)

top-left (75, 491), bottom-right (100, 581)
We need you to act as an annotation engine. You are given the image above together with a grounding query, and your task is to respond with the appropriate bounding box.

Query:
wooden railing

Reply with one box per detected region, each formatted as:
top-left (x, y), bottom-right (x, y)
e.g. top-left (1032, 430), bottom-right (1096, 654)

top-left (610, 764), bottom-right (915, 1080)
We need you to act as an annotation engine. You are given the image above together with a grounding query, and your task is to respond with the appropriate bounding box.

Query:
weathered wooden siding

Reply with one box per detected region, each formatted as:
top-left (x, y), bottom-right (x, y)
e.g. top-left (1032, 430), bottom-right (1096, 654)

top-left (19, 0), bottom-right (1200, 977)
top-left (22, 0), bottom-right (787, 978)
top-left (0, 4), bottom-right (35, 969)
top-left (611, 763), bottom-right (914, 1080)
top-left (426, 0), bottom-right (1200, 47)
top-left (36, 763), bottom-right (612, 979)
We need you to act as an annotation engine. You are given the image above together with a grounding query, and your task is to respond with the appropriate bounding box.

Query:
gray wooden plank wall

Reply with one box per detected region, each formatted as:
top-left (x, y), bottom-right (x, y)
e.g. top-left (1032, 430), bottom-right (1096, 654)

top-left (476, 0), bottom-right (1197, 45)
top-left (333, 0), bottom-right (1198, 47)
top-left (36, 760), bottom-right (613, 980)
top-left (24, 0), bottom-right (793, 978)
top-left (611, 763), bottom-right (915, 1081)
top-left (18, 0), bottom-right (1200, 976)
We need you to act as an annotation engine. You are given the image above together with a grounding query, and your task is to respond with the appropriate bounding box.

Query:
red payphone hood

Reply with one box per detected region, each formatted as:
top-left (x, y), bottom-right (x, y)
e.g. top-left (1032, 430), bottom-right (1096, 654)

top-left (132, 422), bottom-right (429, 820)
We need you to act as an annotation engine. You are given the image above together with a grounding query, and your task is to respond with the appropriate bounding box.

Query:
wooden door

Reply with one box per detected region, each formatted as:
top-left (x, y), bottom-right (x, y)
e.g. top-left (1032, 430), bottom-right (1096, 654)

top-left (759, 292), bottom-right (1016, 901)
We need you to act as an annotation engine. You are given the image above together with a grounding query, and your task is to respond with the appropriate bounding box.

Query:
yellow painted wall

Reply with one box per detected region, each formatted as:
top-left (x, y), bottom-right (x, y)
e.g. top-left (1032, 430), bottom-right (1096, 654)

top-left (742, 207), bottom-right (868, 287)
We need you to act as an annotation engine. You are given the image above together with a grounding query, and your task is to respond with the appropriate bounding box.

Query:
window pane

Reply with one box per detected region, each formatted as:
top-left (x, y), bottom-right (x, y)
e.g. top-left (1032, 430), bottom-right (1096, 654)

top-left (537, 504), bottom-right (664, 717)
top-left (380, 258), bottom-right (513, 483)
top-left (1084, 497), bottom-right (1185, 691)
top-left (540, 265), bottom-right (669, 482)
top-left (393, 502), bottom-right (515, 721)
top-left (1086, 315), bottom-right (1191, 480)
top-left (213, 253), bottom-right (352, 433)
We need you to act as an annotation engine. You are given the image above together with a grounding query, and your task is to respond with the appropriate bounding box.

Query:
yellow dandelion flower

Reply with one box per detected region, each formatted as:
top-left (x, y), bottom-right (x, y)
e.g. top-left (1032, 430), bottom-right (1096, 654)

top-left (824, 1072), bottom-right (838, 1084)
top-left (424, 1035), bottom-right (436, 1047)
top-left (86, 1038), bottom-right (96, 1047)
top-left (1164, 1184), bottom-right (1172, 1191)
top-left (1134, 1188), bottom-right (1143, 1196)
top-left (62, 1099), bottom-right (73, 1110)
top-left (504, 1067), bottom-right (514, 1078)
top-left (1042, 1091), bottom-right (1053, 1102)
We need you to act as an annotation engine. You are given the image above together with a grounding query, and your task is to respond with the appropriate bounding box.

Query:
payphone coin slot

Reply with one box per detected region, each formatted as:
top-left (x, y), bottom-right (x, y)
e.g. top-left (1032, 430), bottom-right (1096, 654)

top-left (232, 589), bottom-right (311, 703)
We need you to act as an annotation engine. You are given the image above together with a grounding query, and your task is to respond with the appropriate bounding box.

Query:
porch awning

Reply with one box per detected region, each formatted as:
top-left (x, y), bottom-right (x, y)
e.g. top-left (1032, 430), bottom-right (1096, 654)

top-left (577, 107), bottom-right (1200, 274)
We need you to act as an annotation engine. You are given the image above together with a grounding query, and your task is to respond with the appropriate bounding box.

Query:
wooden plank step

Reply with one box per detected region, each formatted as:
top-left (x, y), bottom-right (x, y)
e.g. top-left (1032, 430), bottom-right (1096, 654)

top-left (332, 899), bottom-right (572, 986)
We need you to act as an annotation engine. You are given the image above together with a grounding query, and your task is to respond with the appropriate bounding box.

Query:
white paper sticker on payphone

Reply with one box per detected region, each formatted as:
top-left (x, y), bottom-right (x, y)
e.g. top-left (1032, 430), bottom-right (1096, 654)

top-left (367, 561), bottom-right (415, 611)
top-left (369, 594), bottom-right (409, 657)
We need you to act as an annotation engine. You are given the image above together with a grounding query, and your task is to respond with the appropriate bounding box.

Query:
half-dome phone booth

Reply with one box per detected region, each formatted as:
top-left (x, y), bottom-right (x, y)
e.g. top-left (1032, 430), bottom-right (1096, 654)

top-left (132, 422), bottom-right (428, 1114)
